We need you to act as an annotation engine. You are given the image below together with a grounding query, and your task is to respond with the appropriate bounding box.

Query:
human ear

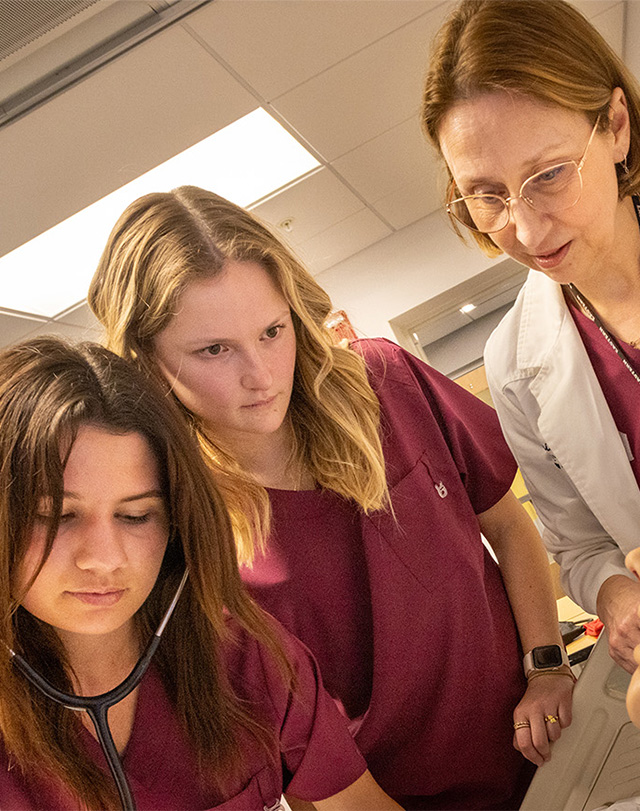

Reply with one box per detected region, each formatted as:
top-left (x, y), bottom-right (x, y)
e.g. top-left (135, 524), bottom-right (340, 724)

top-left (608, 86), bottom-right (631, 163)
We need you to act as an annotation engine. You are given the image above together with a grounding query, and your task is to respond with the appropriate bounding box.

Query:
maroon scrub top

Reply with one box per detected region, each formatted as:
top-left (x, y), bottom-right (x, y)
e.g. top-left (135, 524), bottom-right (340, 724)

top-left (243, 338), bottom-right (533, 810)
top-left (567, 296), bottom-right (640, 486)
top-left (0, 617), bottom-right (366, 810)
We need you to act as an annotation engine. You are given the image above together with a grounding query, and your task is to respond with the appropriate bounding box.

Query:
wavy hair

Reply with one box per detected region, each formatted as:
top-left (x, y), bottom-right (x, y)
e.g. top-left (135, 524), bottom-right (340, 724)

top-left (88, 186), bottom-right (388, 564)
top-left (0, 337), bottom-right (290, 809)
top-left (421, 0), bottom-right (640, 255)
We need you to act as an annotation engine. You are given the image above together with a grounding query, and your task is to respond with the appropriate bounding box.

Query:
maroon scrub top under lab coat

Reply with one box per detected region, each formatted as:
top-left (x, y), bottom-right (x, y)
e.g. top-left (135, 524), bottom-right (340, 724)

top-left (568, 296), bottom-right (640, 486)
top-left (0, 617), bottom-right (367, 810)
top-left (242, 338), bottom-right (534, 810)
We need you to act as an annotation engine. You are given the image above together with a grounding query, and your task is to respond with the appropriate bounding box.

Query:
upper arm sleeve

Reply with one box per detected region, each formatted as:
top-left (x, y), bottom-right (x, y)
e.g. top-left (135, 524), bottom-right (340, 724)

top-left (258, 626), bottom-right (367, 802)
top-left (388, 345), bottom-right (517, 514)
top-left (486, 367), bottom-right (629, 613)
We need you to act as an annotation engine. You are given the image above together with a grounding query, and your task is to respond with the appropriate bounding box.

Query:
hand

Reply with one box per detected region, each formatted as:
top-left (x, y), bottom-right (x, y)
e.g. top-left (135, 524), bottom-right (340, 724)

top-left (512, 673), bottom-right (574, 766)
top-left (596, 575), bottom-right (640, 674)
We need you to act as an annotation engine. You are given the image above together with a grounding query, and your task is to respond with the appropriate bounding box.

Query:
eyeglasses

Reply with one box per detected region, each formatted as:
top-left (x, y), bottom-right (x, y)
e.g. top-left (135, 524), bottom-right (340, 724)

top-left (447, 116), bottom-right (601, 235)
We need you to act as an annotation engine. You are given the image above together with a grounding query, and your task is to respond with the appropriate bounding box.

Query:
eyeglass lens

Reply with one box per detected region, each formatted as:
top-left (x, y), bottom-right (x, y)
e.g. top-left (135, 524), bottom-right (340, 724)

top-left (450, 160), bottom-right (583, 234)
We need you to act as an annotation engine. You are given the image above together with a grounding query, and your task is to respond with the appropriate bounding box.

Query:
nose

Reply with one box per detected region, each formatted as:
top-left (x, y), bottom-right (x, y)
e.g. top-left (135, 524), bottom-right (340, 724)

top-left (626, 548), bottom-right (640, 581)
top-left (241, 349), bottom-right (273, 391)
top-left (75, 518), bottom-right (127, 573)
top-left (508, 197), bottom-right (553, 250)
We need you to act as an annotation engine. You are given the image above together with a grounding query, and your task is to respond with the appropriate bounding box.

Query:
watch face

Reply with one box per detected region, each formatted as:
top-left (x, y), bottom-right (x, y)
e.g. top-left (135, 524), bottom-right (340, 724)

top-left (532, 645), bottom-right (563, 669)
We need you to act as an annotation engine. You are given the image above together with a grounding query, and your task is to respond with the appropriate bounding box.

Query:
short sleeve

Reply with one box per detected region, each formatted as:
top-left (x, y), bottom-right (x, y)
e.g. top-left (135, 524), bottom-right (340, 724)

top-left (353, 338), bottom-right (517, 514)
top-left (228, 619), bottom-right (367, 802)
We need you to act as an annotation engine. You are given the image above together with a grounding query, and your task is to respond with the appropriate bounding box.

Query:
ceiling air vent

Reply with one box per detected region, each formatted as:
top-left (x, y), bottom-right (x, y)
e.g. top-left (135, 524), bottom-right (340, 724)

top-left (0, 0), bottom-right (101, 63)
top-left (0, 0), bottom-right (211, 128)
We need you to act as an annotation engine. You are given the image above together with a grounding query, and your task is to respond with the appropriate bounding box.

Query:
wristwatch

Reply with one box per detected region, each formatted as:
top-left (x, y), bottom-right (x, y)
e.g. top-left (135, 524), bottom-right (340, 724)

top-left (523, 645), bottom-right (570, 678)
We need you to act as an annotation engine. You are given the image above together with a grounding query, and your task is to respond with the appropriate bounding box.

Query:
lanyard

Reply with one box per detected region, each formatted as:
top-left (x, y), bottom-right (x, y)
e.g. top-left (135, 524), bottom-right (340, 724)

top-left (565, 195), bottom-right (640, 387)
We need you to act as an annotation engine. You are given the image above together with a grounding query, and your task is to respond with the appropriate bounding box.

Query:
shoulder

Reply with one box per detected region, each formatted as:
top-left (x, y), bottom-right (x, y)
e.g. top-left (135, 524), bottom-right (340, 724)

top-left (220, 618), bottom-right (367, 800)
top-left (350, 336), bottom-right (453, 395)
top-left (351, 337), bottom-right (498, 421)
top-left (349, 336), bottom-right (406, 377)
top-left (221, 616), bottom-right (318, 709)
top-left (484, 280), bottom-right (527, 380)
top-left (0, 738), bottom-right (46, 809)
top-left (485, 270), bottom-right (567, 388)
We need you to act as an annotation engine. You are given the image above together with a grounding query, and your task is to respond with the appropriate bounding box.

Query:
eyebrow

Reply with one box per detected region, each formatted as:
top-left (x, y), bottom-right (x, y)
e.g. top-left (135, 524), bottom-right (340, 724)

top-left (460, 139), bottom-right (576, 190)
top-left (62, 490), bottom-right (164, 503)
top-left (187, 309), bottom-right (292, 348)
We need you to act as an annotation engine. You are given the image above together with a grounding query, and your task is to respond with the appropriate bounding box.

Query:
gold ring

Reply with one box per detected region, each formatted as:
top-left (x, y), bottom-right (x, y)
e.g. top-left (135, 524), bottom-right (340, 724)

top-left (544, 714), bottom-right (559, 724)
top-left (513, 720), bottom-right (531, 730)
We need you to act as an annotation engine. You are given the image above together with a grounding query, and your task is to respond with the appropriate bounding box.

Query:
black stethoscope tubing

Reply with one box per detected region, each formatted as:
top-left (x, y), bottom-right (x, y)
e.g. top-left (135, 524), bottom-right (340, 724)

top-left (8, 569), bottom-right (189, 811)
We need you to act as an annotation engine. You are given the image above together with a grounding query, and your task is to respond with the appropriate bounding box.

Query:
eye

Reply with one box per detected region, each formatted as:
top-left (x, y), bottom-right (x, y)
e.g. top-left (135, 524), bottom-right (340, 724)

top-left (120, 513), bottom-right (151, 525)
top-left (201, 343), bottom-right (225, 357)
top-left (530, 164), bottom-right (567, 185)
top-left (37, 511), bottom-right (75, 525)
top-left (264, 324), bottom-right (284, 340)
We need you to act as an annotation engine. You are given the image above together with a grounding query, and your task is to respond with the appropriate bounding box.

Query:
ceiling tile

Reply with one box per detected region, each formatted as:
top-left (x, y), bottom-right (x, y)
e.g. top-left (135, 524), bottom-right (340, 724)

top-left (332, 116), bottom-right (435, 201)
top-left (0, 312), bottom-right (47, 349)
top-left (188, 0), bottom-right (442, 101)
top-left (55, 301), bottom-right (101, 330)
top-left (271, 3), bottom-right (451, 161)
top-left (297, 208), bottom-right (392, 274)
top-left (370, 170), bottom-right (445, 231)
top-left (586, 1), bottom-right (624, 55)
top-left (572, 1), bottom-right (621, 21)
top-left (18, 319), bottom-right (103, 345)
top-left (252, 168), bottom-right (365, 246)
top-left (0, 24), bottom-right (257, 258)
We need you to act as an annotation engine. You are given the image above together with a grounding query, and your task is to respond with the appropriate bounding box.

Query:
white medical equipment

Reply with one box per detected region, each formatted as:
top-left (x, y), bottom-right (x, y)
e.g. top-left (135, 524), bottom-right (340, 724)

top-left (521, 634), bottom-right (640, 811)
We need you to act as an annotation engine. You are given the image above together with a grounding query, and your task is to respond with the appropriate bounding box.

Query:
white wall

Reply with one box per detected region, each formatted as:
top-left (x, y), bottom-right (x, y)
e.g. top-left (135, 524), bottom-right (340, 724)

top-left (314, 206), bottom-right (502, 342)
top-left (624, 0), bottom-right (640, 79)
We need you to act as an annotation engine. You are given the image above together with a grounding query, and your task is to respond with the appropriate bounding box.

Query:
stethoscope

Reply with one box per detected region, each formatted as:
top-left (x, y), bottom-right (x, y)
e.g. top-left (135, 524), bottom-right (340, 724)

top-left (8, 569), bottom-right (189, 811)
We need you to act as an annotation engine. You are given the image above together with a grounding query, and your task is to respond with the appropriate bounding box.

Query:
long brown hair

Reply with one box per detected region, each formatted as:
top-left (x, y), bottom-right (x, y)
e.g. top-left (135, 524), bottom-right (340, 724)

top-left (88, 186), bottom-right (388, 564)
top-left (0, 337), bottom-right (290, 809)
top-left (421, 0), bottom-right (640, 255)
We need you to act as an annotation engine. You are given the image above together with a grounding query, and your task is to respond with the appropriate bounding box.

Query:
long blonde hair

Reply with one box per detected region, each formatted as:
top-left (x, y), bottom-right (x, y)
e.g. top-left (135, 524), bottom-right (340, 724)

top-left (421, 0), bottom-right (640, 256)
top-left (0, 337), bottom-right (292, 809)
top-left (88, 186), bottom-right (388, 564)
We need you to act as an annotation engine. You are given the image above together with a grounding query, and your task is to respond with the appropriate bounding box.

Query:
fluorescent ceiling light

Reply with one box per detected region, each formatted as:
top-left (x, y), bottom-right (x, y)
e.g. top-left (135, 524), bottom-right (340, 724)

top-left (459, 303), bottom-right (476, 314)
top-left (0, 109), bottom-right (320, 318)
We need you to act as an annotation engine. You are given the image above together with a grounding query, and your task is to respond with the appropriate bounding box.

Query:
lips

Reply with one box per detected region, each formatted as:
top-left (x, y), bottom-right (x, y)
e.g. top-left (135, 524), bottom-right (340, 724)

top-left (67, 589), bottom-right (125, 606)
top-left (533, 241), bottom-right (571, 270)
top-left (242, 396), bottom-right (276, 409)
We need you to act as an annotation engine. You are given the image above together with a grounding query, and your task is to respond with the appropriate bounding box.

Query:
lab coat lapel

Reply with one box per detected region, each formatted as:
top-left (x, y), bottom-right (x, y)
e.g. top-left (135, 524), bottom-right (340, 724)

top-left (519, 271), bottom-right (640, 550)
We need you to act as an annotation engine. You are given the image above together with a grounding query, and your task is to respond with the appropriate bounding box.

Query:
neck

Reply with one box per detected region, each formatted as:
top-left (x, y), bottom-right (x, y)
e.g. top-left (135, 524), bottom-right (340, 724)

top-left (577, 196), bottom-right (640, 306)
top-left (58, 623), bottom-right (139, 696)
top-left (572, 195), bottom-right (640, 345)
top-left (222, 421), bottom-right (313, 490)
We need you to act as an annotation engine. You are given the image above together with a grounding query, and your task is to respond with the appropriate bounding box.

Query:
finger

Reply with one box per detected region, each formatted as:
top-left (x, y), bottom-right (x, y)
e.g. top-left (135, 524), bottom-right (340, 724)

top-left (513, 728), bottom-right (545, 767)
top-left (529, 717), bottom-right (552, 762)
top-left (558, 697), bottom-right (572, 728)
top-left (609, 640), bottom-right (634, 674)
top-left (544, 713), bottom-right (562, 742)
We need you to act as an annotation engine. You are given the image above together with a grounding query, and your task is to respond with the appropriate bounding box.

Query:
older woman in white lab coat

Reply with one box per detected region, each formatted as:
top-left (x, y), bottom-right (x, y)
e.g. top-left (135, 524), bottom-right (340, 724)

top-left (423, 0), bottom-right (640, 674)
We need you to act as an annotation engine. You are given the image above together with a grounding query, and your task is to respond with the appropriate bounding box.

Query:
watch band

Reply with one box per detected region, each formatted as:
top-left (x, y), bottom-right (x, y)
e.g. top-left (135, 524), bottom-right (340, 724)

top-left (523, 644), bottom-right (570, 678)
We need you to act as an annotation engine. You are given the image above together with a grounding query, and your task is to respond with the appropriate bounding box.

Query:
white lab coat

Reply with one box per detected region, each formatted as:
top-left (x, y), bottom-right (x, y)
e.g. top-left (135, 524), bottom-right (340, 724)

top-left (484, 269), bottom-right (640, 614)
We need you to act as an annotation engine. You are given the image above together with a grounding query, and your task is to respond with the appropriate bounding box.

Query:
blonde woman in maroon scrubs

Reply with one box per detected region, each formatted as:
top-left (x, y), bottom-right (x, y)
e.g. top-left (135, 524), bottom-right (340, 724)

top-left (89, 185), bottom-right (572, 810)
top-left (423, 0), bottom-right (640, 677)
top-left (0, 337), bottom-right (399, 811)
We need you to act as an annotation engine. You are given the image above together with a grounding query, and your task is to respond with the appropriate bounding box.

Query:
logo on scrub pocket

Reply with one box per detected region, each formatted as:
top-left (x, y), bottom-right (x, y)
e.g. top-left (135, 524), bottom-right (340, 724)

top-left (434, 481), bottom-right (448, 498)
